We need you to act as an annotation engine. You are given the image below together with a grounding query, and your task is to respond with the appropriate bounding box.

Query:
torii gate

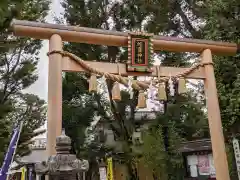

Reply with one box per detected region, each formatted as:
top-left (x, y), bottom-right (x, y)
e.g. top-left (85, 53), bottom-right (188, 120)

top-left (11, 19), bottom-right (239, 180)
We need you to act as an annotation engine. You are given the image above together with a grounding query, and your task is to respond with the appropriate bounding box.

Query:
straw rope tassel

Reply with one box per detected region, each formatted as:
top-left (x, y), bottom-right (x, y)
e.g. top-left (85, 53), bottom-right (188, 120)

top-left (112, 81), bottom-right (121, 101)
top-left (137, 90), bottom-right (147, 108)
top-left (112, 63), bottom-right (122, 101)
top-left (156, 65), bottom-right (167, 101)
top-left (158, 82), bottom-right (167, 101)
top-left (178, 77), bottom-right (187, 94)
top-left (89, 74), bottom-right (97, 93)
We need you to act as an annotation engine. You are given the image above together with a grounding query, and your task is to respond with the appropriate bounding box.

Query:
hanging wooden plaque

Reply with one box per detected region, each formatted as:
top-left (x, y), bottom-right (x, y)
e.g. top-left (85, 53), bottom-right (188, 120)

top-left (127, 32), bottom-right (153, 72)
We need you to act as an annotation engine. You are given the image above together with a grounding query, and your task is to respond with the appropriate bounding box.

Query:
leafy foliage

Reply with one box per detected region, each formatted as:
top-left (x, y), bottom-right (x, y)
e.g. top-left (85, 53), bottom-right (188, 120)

top-left (0, 0), bottom-right (49, 163)
top-left (142, 90), bottom-right (207, 179)
top-left (60, 0), bottom-right (210, 179)
top-left (203, 0), bottom-right (240, 138)
top-left (60, 0), bottom-right (240, 179)
top-left (142, 126), bottom-right (168, 179)
top-left (62, 72), bottom-right (113, 179)
top-left (202, 0), bottom-right (240, 178)
top-left (62, 73), bottom-right (95, 156)
top-left (8, 93), bottom-right (46, 157)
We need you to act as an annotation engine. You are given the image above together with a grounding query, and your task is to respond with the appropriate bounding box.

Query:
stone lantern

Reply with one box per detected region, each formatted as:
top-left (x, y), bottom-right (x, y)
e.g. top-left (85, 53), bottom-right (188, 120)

top-left (35, 130), bottom-right (89, 180)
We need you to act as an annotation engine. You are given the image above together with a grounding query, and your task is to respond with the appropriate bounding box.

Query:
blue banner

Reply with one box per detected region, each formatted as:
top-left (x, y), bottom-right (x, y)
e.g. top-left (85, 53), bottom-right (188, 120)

top-left (28, 167), bottom-right (33, 180)
top-left (0, 123), bottom-right (22, 180)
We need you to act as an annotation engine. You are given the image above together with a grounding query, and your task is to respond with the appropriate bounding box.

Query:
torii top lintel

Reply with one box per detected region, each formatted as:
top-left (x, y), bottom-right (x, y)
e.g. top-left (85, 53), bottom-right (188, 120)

top-left (11, 19), bottom-right (239, 55)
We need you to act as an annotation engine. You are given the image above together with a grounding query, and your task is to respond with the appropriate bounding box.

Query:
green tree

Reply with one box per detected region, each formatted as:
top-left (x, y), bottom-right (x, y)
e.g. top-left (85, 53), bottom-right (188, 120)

top-left (142, 90), bottom-right (208, 179)
top-left (143, 124), bottom-right (185, 180)
top-left (62, 72), bottom-right (112, 179)
top-left (61, 0), bottom-right (209, 179)
top-left (203, 0), bottom-right (240, 138)
top-left (6, 93), bottom-right (47, 157)
top-left (203, 0), bottom-right (240, 178)
top-left (0, 0), bottom-right (49, 163)
top-left (145, 0), bottom-right (240, 178)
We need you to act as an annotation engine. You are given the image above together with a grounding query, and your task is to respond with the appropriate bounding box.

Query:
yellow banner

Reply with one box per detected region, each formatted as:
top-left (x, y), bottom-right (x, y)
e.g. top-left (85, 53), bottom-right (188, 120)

top-left (21, 167), bottom-right (26, 180)
top-left (107, 157), bottom-right (113, 180)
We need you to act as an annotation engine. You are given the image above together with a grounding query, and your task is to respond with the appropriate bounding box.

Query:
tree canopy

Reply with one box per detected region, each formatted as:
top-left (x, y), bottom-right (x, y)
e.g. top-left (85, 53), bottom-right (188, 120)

top-left (0, 0), bottom-right (49, 163)
top-left (202, 1), bottom-right (240, 178)
top-left (0, 0), bottom-right (239, 178)
top-left (60, 0), bottom-right (212, 179)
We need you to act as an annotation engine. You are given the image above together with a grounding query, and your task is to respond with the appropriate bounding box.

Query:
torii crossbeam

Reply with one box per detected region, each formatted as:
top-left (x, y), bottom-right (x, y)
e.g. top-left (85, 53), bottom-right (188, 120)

top-left (11, 19), bottom-right (239, 180)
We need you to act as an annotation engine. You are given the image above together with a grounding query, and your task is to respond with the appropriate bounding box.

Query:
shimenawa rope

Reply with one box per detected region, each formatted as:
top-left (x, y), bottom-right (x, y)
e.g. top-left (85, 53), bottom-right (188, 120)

top-left (47, 50), bottom-right (213, 90)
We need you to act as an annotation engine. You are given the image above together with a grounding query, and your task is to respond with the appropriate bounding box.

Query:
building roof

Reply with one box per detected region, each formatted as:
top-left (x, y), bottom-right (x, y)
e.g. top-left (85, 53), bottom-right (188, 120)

top-left (179, 139), bottom-right (212, 153)
top-left (10, 138), bottom-right (48, 170)
top-left (10, 149), bottom-right (47, 171)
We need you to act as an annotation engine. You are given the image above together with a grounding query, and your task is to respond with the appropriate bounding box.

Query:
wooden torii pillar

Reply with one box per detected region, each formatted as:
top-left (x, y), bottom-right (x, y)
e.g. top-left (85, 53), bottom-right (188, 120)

top-left (11, 19), bottom-right (239, 180)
